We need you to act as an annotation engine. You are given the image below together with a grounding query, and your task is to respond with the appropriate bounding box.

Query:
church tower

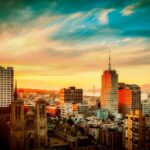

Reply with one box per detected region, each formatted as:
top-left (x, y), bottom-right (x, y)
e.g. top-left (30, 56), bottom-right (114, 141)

top-left (35, 98), bottom-right (48, 148)
top-left (11, 82), bottom-right (25, 150)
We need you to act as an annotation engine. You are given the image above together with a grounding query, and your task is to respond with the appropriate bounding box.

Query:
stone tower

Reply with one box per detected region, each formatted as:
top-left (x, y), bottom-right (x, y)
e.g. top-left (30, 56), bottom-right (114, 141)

top-left (35, 99), bottom-right (48, 148)
top-left (10, 99), bottom-right (24, 150)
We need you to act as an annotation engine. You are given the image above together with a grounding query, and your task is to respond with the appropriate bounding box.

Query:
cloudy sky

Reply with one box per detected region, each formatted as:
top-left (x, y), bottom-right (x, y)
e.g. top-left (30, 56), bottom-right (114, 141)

top-left (0, 0), bottom-right (150, 90)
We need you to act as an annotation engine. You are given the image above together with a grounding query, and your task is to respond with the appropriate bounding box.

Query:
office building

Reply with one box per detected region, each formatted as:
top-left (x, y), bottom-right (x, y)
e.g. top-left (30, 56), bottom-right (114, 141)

top-left (118, 83), bottom-right (132, 116)
top-left (101, 51), bottom-right (118, 113)
top-left (125, 110), bottom-right (146, 150)
top-left (0, 66), bottom-right (14, 107)
top-left (118, 83), bottom-right (141, 116)
top-left (60, 86), bottom-right (83, 104)
top-left (142, 101), bottom-right (150, 116)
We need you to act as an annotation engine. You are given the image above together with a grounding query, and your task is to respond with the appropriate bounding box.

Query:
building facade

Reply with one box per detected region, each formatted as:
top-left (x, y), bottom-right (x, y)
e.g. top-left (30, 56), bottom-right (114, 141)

top-left (125, 110), bottom-right (146, 150)
top-left (60, 87), bottom-right (83, 104)
top-left (118, 83), bottom-right (141, 116)
top-left (118, 83), bottom-right (132, 116)
top-left (0, 66), bottom-right (14, 107)
top-left (101, 53), bottom-right (118, 113)
top-left (99, 128), bottom-right (122, 150)
top-left (10, 98), bottom-right (48, 150)
top-left (95, 108), bottom-right (109, 120)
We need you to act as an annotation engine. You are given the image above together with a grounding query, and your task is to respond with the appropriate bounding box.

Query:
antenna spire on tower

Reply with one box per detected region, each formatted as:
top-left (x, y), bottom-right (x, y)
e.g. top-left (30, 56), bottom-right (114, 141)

top-left (109, 50), bottom-right (111, 70)
top-left (14, 80), bottom-right (18, 100)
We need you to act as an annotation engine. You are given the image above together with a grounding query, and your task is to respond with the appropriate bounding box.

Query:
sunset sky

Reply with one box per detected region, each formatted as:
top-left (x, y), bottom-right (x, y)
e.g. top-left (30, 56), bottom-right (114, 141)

top-left (0, 0), bottom-right (150, 90)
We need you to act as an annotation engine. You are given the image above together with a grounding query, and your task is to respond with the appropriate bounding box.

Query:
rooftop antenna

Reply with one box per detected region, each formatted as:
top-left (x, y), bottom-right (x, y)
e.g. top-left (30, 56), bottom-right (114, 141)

top-left (109, 50), bottom-right (111, 70)
top-left (14, 80), bottom-right (18, 100)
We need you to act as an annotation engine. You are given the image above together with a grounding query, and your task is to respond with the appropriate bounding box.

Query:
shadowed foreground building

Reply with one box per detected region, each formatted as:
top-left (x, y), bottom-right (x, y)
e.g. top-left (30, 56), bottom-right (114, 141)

top-left (10, 98), bottom-right (48, 150)
top-left (99, 127), bottom-right (123, 150)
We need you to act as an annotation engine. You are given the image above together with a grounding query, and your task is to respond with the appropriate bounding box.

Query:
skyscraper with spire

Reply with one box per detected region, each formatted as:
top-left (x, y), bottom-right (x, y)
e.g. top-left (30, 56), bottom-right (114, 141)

top-left (101, 51), bottom-right (118, 113)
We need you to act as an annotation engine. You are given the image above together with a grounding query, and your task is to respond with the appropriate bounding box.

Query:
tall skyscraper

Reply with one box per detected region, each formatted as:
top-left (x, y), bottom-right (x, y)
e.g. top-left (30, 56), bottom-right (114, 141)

top-left (0, 66), bottom-right (14, 107)
top-left (101, 51), bottom-right (118, 113)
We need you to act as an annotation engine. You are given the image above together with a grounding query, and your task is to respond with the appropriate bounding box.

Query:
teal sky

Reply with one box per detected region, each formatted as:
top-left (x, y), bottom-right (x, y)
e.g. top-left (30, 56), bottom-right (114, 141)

top-left (0, 0), bottom-right (150, 90)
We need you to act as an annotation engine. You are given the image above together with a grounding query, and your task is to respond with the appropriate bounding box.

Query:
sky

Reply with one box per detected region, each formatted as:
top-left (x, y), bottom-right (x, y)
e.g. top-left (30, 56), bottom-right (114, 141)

top-left (0, 0), bottom-right (150, 90)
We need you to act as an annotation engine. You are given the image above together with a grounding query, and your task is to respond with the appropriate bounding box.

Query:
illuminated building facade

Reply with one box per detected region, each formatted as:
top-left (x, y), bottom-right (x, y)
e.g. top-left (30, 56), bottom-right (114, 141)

top-left (101, 52), bottom-right (118, 113)
top-left (118, 83), bottom-right (132, 116)
top-left (0, 66), bottom-right (14, 107)
top-left (60, 86), bottom-right (83, 104)
top-left (125, 110), bottom-right (146, 150)
top-left (118, 83), bottom-right (141, 116)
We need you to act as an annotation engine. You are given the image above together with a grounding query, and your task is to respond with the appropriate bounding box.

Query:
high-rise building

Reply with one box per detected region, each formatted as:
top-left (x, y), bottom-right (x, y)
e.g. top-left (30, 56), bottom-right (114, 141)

top-left (118, 83), bottom-right (141, 116)
top-left (127, 84), bottom-right (141, 112)
top-left (0, 66), bottom-right (14, 107)
top-left (60, 86), bottom-right (83, 104)
top-left (125, 110), bottom-right (146, 150)
top-left (118, 83), bottom-right (132, 116)
top-left (101, 51), bottom-right (118, 113)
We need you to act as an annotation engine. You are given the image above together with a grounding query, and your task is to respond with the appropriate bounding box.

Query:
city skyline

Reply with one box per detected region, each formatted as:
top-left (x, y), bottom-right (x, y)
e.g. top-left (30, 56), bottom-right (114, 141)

top-left (0, 0), bottom-right (150, 90)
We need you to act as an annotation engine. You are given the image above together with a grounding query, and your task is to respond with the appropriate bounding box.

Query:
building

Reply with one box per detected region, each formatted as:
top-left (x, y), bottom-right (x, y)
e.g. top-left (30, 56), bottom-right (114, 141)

top-left (0, 66), bottom-right (14, 107)
top-left (101, 52), bottom-right (118, 113)
top-left (60, 86), bottom-right (83, 104)
top-left (118, 83), bottom-right (132, 116)
top-left (77, 103), bottom-right (88, 114)
top-left (60, 103), bottom-right (73, 118)
top-left (125, 110), bottom-right (146, 150)
top-left (95, 108), bottom-right (109, 120)
top-left (99, 127), bottom-right (123, 150)
top-left (142, 101), bottom-right (150, 116)
top-left (127, 84), bottom-right (141, 112)
top-left (118, 83), bottom-right (141, 116)
top-left (10, 97), bottom-right (48, 150)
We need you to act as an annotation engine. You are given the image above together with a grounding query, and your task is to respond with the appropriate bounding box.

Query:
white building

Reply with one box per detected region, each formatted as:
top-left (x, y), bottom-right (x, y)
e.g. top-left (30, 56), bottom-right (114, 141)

top-left (142, 101), bottom-right (150, 116)
top-left (60, 103), bottom-right (73, 118)
top-left (0, 66), bottom-right (14, 107)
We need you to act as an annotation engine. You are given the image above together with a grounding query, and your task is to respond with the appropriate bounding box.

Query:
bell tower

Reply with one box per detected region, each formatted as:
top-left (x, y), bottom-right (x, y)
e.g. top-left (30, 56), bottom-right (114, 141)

top-left (11, 82), bottom-right (24, 150)
top-left (35, 98), bottom-right (48, 148)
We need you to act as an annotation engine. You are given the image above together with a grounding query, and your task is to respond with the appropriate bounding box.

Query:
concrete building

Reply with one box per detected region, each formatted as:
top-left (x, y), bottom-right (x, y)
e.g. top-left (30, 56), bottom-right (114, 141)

top-left (95, 108), bottom-right (109, 120)
top-left (101, 52), bottom-right (118, 113)
top-left (77, 103), bottom-right (88, 114)
top-left (118, 83), bottom-right (141, 116)
top-left (60, 86), bottom-right (83, 104)
top-left (60, 103), bottom-right (73, 118)
top-left (127, 84), bottom-right (141, 112)
top-left (142, 101), bottom-right (150, 116)
top-left (0, 66), bottom-right (14, 107)
top-left (125, 110), bottom-right (146, 150)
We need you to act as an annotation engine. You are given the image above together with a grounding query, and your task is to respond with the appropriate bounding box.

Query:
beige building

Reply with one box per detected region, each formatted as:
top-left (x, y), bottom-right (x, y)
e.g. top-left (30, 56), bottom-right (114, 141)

top-left (0, 66), bottom-right (14, 107)
top-left (125, 110), bottom-right (146, 150)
